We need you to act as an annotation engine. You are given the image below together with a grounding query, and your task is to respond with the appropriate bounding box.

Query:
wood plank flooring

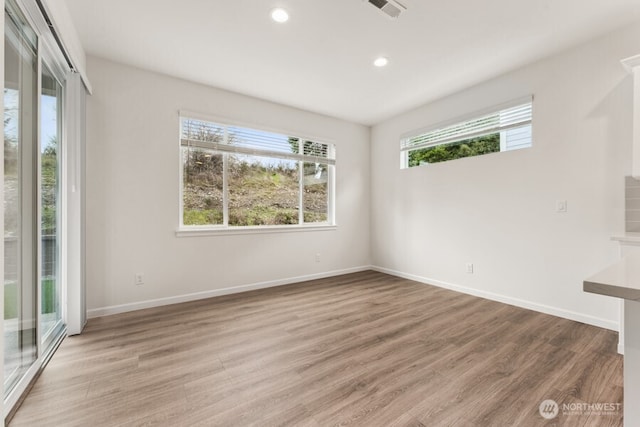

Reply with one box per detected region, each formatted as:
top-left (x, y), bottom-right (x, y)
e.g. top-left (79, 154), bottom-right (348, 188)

top-left (9, 271), bottom-right (622, 426)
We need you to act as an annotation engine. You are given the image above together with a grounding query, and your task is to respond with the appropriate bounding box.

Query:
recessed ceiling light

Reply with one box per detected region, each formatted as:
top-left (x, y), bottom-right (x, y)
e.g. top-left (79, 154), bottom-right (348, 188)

top-left (271, 8), bottom-right (289, 23)
top-left (374, 57), bottom-right (389, 67)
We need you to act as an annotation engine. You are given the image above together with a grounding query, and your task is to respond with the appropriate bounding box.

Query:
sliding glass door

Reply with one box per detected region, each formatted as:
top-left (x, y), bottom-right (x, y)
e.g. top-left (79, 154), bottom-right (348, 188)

top-left (4, 0), bottom-right (67, 403)
top-left (4, 1), bottom-right (39, 394)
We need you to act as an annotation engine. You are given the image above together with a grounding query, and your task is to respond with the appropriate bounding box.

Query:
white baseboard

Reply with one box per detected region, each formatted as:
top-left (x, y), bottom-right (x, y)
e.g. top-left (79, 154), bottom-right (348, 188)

top-left (372, 265), bottom-right (619, 332)
top-left (87, 265), bottom-right (372, 318)
top-left (88, 265), bottom-right (621, 334)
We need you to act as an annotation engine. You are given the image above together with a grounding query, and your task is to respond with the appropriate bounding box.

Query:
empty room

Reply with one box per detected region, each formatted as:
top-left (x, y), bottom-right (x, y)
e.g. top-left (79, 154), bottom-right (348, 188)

top-left (3, 0), bottom-right (640, 425)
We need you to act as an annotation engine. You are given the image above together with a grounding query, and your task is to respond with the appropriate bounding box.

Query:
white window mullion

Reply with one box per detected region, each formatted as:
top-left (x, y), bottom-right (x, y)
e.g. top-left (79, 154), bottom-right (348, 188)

top-left (223, 127), bottom-right (229, 227)
top-left (222, 153), bottom-right (229, 227)
top-left (35, 40), bottom-right (44, 356)
top-left (298, 160), bottom-right (304, 224)
top-left (178, 143), bottom-right (185, 230)
top-left (180, 138), bottom-right (335, 166)
top-left (328, 164), bottom-right (335, 225)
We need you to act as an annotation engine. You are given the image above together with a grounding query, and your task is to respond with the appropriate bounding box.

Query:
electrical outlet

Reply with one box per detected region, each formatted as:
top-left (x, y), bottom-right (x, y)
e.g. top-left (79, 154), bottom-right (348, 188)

top-left (556, 200), bottom-right (567, 213)
top-left (315, 253), bottom-right (321, 263)
top-left (135, 273), bottom-right (144, 286)
top-left (466, 263), bottom-right (474, 274)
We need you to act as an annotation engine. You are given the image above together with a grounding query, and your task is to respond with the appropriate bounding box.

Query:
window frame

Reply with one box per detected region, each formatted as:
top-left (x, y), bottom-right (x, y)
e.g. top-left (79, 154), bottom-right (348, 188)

top-left (177, 111), bottom-right (336, 236)
top-left (400, 96), bottom-right (533, 168)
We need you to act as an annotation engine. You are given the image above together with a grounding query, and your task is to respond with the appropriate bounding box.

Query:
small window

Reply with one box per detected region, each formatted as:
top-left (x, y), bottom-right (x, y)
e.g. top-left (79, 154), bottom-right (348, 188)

top-left (401, 97), bottom-right (533, 168)
top-left (180, 116), bottom-right (335, 229)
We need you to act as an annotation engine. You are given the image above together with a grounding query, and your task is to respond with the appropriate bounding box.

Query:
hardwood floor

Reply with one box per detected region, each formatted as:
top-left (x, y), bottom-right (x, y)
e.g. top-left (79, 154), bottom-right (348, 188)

top-left (9, 271), bottom-right (622, 426)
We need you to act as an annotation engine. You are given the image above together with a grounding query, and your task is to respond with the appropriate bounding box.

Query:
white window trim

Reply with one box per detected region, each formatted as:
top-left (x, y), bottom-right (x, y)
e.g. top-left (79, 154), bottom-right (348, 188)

top-left (177, 111), bottom-right (337, 234)
top-left (176, 224), bottom-right (337, 237)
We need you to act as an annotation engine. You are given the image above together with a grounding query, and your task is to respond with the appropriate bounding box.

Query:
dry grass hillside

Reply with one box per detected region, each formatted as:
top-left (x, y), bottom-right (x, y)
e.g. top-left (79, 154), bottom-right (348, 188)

top-left (183, 150), bottom-right (328, 226)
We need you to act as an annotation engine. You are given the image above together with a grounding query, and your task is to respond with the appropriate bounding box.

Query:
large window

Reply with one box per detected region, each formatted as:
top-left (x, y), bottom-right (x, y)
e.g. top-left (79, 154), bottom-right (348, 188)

top-left (180, 117), bottom-right (335, 229)
top-left (401, 97), bottom-right (532, 168)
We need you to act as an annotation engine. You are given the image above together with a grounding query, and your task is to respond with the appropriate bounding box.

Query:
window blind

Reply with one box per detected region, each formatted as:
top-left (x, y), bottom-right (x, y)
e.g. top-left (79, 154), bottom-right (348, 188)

top-left (401, 98), bottom-right (533, 152)
top-left (180, 117), bottom-right (335, 165)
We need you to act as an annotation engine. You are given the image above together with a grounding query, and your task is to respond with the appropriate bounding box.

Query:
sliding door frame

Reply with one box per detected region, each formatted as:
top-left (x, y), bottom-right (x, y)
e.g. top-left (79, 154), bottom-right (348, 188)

top-left (3, 0), bottom-right (72, 418)
top-left (38, 50), bottom-right (66, 352)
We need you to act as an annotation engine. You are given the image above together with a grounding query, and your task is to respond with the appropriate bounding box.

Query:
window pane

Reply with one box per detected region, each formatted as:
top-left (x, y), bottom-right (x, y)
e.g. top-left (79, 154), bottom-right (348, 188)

top-left (182, 147), bottom-right (223, 225)
top-left (502, 125), bottom-right (532, 151)
top-left (40, 62), bottom-right (63, 343)
top-left (408, 133), bottom-right (500, 166)
top-left (4, 5), bottom-right (38, 395)
top-left (181, 118), bottom-right (224, 143)
top-left (228, 126), bottom-right (296, 154)
top-left (303, 162), bottom-right (328, 223)
top-left (228, 154), bottom-right (299, 226)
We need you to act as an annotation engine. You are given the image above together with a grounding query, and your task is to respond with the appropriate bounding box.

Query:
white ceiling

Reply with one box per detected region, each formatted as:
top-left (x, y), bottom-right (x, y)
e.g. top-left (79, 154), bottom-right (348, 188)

top-left (63, 0), bottom-right (640, 125)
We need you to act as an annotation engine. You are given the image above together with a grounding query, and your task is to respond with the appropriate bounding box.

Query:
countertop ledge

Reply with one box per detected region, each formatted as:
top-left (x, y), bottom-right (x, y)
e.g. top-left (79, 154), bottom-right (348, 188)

top-left (584, 255), bottom-right (640, 301)
top-left (611, 232), bottom-right (640, 244)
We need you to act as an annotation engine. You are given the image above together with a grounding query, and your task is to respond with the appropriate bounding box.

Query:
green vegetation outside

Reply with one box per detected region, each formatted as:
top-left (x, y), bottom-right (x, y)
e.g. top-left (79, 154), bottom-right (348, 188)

top-left (4, 278), bottom-right (56, 319)
top-left (41, 147), bottom-right (58, 234)
top-left (408, 133), bottom-right (500, 167)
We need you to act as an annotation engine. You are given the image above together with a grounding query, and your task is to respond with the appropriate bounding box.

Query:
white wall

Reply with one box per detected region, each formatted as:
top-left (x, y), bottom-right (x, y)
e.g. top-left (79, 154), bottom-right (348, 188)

top-left (371, 22), bottom-right (640, 330)
top-left (85, 56), bottom-right (371, 315)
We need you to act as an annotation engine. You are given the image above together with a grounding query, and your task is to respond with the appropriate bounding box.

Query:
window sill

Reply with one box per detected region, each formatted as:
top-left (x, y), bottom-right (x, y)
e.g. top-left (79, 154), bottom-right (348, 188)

top-left (175, 224), bottom-right (337, 237)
